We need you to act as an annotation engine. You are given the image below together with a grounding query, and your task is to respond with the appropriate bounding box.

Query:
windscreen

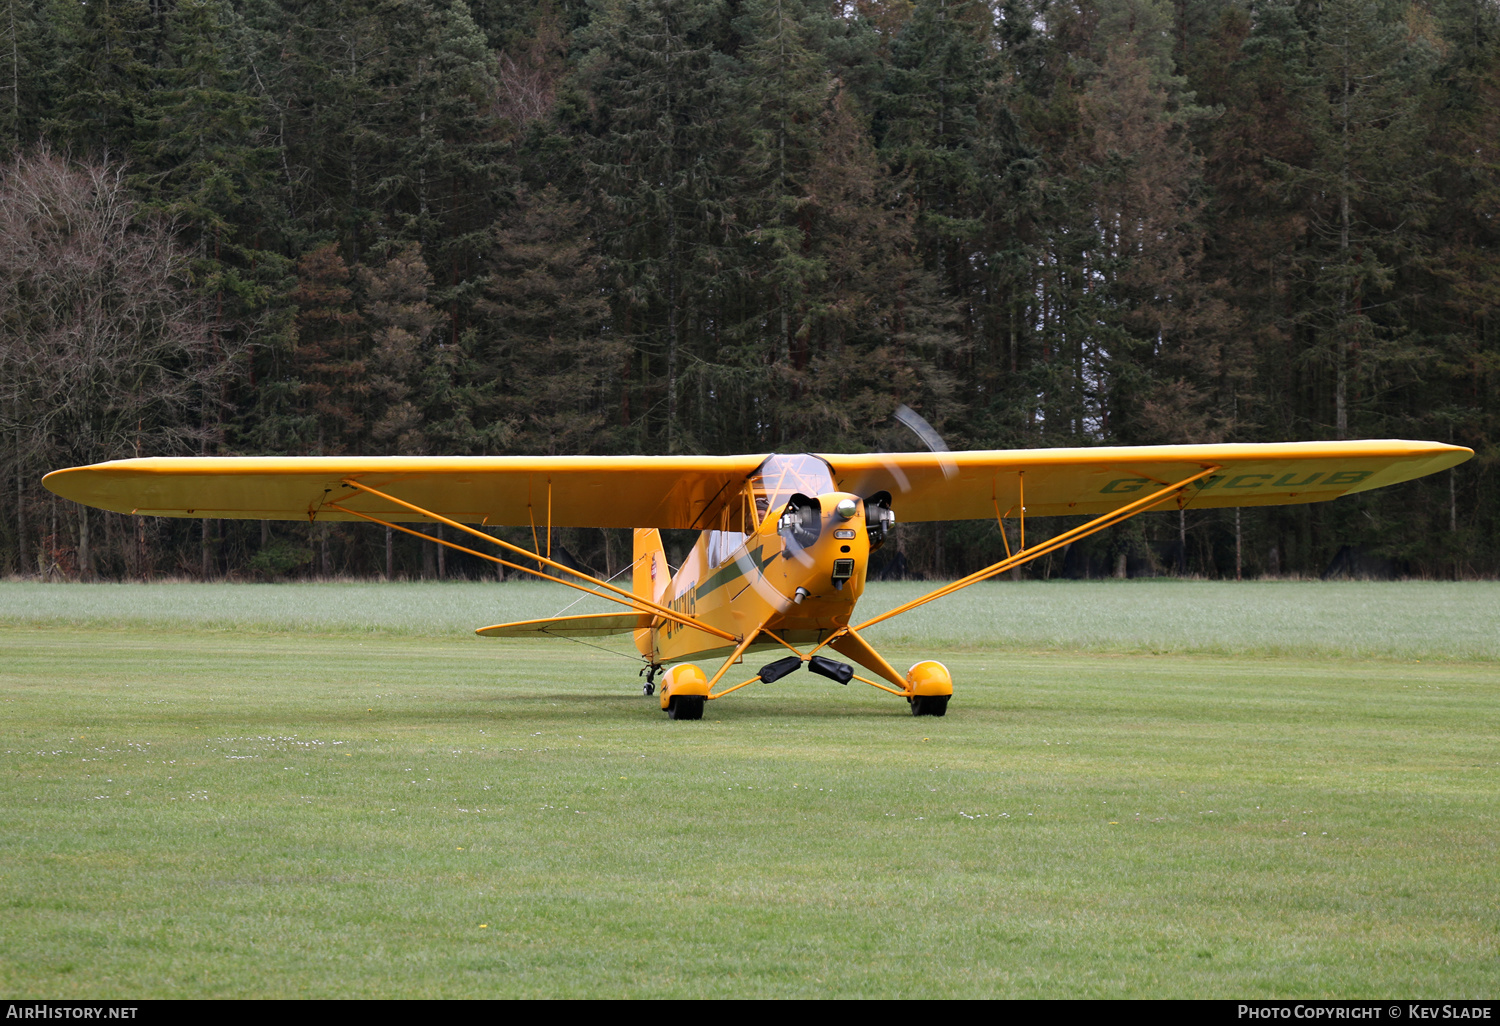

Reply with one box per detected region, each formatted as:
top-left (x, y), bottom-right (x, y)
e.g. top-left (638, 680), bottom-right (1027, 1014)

top-left (748, 454), bottom-right (835, 526)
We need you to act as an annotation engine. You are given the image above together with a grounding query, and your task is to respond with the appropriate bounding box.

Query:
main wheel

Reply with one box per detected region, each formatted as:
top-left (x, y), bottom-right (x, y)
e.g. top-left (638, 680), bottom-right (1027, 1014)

top-left (666, 695), bottom-right (705, 720)
top-left (911, 694), bottom-right (949, 717)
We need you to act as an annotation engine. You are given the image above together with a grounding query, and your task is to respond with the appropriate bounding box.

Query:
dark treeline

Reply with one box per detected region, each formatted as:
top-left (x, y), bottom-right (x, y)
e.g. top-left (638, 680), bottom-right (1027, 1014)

top-left (0, 0), bottom-right (1494, 582)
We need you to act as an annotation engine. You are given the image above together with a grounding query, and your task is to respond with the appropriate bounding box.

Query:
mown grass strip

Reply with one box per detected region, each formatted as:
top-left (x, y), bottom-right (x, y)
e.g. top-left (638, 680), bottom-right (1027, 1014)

top-left (1, 614), bottom-right (1495, 998)
top-left (2, 579), bottom-right (1496, 661)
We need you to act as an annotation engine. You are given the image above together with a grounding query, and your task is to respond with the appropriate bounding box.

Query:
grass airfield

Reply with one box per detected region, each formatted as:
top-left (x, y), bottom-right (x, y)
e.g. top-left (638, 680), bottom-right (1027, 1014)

top-left (1, 580), bottom-right (1495, 998)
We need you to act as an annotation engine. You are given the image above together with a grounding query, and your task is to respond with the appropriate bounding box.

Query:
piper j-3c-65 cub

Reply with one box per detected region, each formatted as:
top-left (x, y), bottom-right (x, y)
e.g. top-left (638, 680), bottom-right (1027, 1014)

top-left (44, 437), bottom-right (1472, 720)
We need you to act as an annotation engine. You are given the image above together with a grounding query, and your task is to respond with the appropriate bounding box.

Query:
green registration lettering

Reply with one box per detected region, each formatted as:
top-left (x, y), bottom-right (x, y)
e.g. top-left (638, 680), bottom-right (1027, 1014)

top-left (1101, 478), bottom-right (1148, 494)
top-left (1325, 470), bottom-right (1373, 486)
top-left (1273, 472), bottom-right (1322, 487)
top-left (1224, 474), bottom-right (1273, 489)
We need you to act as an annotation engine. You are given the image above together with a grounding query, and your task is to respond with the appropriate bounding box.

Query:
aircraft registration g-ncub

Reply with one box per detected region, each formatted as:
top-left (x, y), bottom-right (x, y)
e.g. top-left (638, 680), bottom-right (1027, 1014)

top-left (45, 438), bottom-right (1471, 720)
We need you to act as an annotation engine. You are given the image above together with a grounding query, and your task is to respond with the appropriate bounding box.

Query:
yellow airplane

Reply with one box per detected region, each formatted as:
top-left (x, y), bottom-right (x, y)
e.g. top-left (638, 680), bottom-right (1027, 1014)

top-left (44, 438), bottom-right (1471, 719)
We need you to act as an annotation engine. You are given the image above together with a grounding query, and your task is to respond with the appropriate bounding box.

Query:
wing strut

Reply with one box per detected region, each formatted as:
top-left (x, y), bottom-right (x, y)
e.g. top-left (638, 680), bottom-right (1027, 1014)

top-left (837, 464), bottom-right (1222, 638)
top-left (324, 480), bottom-right (739, 643)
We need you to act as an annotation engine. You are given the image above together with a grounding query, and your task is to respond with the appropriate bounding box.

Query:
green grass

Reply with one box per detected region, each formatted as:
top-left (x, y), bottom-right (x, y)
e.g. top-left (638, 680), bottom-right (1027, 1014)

top-left (2, 578), bottom-right (1497, 660)
top-left (1, 581), bottom-right (1496, 997)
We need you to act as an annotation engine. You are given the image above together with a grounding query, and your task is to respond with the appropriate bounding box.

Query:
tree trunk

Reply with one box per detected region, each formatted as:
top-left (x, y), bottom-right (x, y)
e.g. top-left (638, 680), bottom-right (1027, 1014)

top-left (1178, 509), bottom-right (1187, 576)
top-left (14, 426), bottom-right (25, 573)
top-left (77, 504), bottom-right (91, 580)
top-left (1235, 509), bottom-right (1242, 581)
top-left (7, 0), bottom-right (18, 151)
top-left (1336, 30), bottom-right (1351, 441)
top-left (665, 203), bottom-right (679, 454)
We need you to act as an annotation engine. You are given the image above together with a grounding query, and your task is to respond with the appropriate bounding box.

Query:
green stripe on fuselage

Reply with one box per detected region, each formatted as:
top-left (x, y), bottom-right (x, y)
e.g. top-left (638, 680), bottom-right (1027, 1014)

top-left (695, 542), bottom-right (776, 604)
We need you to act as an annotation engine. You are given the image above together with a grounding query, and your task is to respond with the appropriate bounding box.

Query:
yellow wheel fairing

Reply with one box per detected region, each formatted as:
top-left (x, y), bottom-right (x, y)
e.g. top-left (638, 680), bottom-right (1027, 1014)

top-left (906, 660), bottom-right (954, 697)
top-left (659, 663), bottom-right (710, 711)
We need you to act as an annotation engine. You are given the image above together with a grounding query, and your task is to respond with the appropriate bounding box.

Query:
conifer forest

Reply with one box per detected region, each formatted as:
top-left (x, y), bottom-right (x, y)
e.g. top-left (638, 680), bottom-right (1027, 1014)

top-left (0, 0), bottom-right (1495, 582)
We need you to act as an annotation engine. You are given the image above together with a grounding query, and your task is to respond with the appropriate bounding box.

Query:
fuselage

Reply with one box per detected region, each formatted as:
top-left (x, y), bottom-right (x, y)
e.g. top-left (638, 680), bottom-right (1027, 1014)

top-left (646, 454), bottom-right (879, 664)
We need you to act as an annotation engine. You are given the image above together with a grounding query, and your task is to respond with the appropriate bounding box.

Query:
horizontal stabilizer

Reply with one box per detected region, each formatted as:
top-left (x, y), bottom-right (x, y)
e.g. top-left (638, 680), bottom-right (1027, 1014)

top-left (475, 611), bottom-right (652, 638)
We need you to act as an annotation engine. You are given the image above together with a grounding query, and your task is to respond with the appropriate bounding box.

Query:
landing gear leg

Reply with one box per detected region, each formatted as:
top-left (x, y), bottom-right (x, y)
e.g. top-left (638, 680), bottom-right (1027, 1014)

top-left (828, 631), bottom-right (955, 717)
top-left (640, 664), bottom-right (660, 697)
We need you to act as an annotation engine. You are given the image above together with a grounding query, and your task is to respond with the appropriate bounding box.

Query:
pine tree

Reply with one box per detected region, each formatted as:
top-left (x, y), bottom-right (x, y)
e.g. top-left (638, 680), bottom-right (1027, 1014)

top-left (289, 243), bottom-right (365, 454)
top-left (1192, 0), bottom-right (1311, 444)
top-left (270, 0), bottom-right (385, 256)
top-left (580, 0), bottom-right (735, 452)
top-left (359, 243), bottom-right (442, 455)
top-left (1275, 0), bottom-right (1437, 440)
top-left (1387, 0), bottom-right (1500, 573)
top-left (729, 0), bottom-right (829, 371)
top-left (478, 184), bottom-right (620, 454)
top-left (134, 0), bottom-right (285, 463)
top-left (370, 0), bottom-right (505, 349)
top-left (794, 85), bottom-right (960, 450)
top-left (133, 0), bottom-right (270, 239)
top-left (51, 0), bottom-right (153, 155)
top-left (0, 0), bottom-right (60, 158)
top-left (1074, 17), bottom-right (1234, 445)
top-left (873, 0), bottom-right (991, 338)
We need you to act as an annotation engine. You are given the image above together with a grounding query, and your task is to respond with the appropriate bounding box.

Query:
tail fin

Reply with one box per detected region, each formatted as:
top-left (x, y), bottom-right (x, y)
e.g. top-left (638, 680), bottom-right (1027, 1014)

top-left (633, 529), bottom-right (669, 658)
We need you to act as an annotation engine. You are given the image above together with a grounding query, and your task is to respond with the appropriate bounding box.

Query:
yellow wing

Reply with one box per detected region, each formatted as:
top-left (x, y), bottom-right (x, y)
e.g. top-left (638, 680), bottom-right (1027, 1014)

top-left (474, 612), bottom-right (651, 637)
top-left (821, 440), bottom-right (1472, 521)
top-left (42, 440), bottom-right (1471, 529)
top-left (41, 454), bottom-right (767, 530)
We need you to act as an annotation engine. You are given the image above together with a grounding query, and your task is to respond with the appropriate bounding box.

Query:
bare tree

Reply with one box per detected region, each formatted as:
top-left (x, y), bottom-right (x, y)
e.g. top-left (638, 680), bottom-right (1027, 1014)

top-left (0, 150), bottom-right (219, 578)
top-left (493, 12), bottom-right (565, 127)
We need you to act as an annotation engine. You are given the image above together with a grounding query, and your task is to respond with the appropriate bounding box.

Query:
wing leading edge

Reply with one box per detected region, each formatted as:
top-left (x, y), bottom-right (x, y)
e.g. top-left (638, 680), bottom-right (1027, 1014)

top-left (41, 454), bottom-right (767, 530)
top-left (43, 440), bottom-right (1471, 529)
top-left (824, 440), bottom-right (1472, 522)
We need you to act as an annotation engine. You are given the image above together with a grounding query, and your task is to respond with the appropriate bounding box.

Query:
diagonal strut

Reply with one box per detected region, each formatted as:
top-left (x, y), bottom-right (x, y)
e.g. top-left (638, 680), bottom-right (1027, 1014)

top-left (325, 481), bottom-right (738, 643)
top-left (845, 465), bottom-right (1222, 636)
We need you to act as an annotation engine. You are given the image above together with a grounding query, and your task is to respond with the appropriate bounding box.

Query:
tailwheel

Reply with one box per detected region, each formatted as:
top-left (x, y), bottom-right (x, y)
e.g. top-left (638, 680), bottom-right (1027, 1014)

top-left (666, 695), bottom-right (705, 720)
top-left (910, 694), bottom-right (949, 717)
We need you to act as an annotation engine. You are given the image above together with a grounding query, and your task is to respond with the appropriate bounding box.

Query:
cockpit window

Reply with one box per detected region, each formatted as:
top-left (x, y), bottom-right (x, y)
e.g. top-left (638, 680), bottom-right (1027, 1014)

top-left (748, 454), bottom-right (835, 527)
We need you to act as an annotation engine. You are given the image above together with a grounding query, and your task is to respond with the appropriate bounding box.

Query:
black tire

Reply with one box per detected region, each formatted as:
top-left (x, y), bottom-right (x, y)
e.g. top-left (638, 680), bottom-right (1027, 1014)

top-left (666, 695), bottom-right (705, 720)
top-left (911, 694), bottom-right (950, 717)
